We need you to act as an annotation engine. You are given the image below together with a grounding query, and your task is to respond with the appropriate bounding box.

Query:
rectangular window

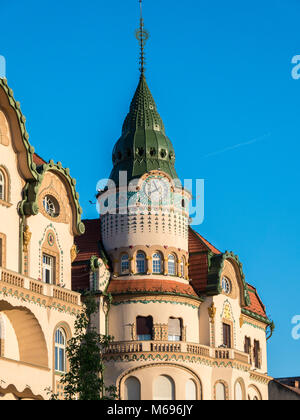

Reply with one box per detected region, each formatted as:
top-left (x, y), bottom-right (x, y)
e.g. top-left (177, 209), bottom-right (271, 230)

top-left (168, 318), bottom-right (181, 341)
top-left (223, 323), bottom-right (231, 348)
top-left (137, 316), bottom-right (153, 341)
top-left (254, 340), bottom-right (260, 368)
top-left (43, 254), bottom-right (55, 284)
top-left (244, 337), bottom-right (251, 354)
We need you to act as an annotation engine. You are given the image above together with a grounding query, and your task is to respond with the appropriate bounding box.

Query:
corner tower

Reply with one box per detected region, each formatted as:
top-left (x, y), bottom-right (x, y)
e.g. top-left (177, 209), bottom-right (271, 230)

top-left (99, 71), bottom-right (191, 281)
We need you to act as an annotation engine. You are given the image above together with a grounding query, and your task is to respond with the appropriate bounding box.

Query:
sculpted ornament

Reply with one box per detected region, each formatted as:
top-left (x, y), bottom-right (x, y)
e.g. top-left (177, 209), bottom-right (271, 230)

top-left (70, 244), bottom-right (78, 263)
top-left (208, 303), bottom-right (216, 324)
top-left (23, 225), bottom-right (32, 252)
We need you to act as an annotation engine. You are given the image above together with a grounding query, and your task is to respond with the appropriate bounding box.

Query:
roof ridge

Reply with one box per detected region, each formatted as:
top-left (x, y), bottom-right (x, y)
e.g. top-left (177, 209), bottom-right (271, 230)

top-left (189, 227), bottom-right (221, 254)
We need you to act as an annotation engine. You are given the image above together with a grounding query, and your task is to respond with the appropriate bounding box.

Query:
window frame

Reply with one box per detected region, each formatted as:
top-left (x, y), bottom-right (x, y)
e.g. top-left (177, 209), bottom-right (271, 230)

top-left (43, 194), bottom-right (60, 218)
top-left (152, 252), bottom-right (163, 274)
top-left (55, 328), bottom-right (67, 373)
top-left (120, 254), bottom-right (130, 274)
top-left (253, 340), bottom-right (261, 369)
top-left (168, 254), bottom-right (176, 276)
top-left (136, 316), bottom-right (153, 341)
top-left (0, 233), bottom-right (6, 268)
top-left (0, 167), bottom-right (10, 205)
top-left (43, 253), bottom-right (56, 285)
top-left (136, 252), bottom-right (146, 274)
top-left (0, 170), bottom-right (4, 201)
top-left (168, 317), bottom-right (182, 342)
top-left (222, 322), bottom-right (232, 348)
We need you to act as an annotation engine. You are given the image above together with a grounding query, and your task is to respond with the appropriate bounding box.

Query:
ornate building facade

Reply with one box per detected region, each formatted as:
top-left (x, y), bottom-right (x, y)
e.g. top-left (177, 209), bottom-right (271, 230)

top-left (72, 72), bottom-right (273, 400)
top-left (0, 77), bottom-right (85, 400)
top-left (0, 5), bottom-right (273, 400)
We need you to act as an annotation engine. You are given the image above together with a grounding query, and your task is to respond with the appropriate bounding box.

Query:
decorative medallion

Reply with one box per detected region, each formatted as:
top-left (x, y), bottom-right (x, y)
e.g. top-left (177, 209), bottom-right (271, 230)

top-left (47, 232), bottom-right (55, 247)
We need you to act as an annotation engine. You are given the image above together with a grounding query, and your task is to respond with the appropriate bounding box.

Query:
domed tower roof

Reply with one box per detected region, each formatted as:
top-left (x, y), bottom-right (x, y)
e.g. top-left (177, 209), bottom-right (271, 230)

top-left (109, 73), bottom-right (179, 186)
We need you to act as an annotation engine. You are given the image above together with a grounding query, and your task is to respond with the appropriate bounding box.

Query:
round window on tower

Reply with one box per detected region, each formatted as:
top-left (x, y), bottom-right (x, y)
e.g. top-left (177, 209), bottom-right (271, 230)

top-left (43, 195), bottom-right (60, 218)
top-left (221, 277), bottom-right (232, 295)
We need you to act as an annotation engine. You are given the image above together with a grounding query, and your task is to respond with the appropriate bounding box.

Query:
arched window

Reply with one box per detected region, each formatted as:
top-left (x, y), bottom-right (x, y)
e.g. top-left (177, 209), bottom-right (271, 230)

top-left (136, 316), bottom-right (153, 341)
top-left (121, 254), bottom-right (129, 274)
top-left (55, 328), bottom-right (66, 373)
top-left (124, 377), bottom-right (141, 400)
top-left (215, 382), bottom-right (226, 400)
top-left (185, 379), bottom-right (197, 400)
top-left (152, 253), bottom-right (163, 274)
top-left (136, 252), bottom-right (146, 274)
top-left (180, 257), bottom-right (185, 278)
top-left (168, 318), bottom-right (182, 341)
top-left (221, 276), bottom-right (232, 294)
top-left (235, 381), bottom-right (244, 400)
top-left (154, 375), bottom-right (175, 400)
top-left (0, 170), bottom-right (5, 201)
top-left (43, 195), bottom-right (60, 218)
top-left (168, 254), bottom-right (176, 276)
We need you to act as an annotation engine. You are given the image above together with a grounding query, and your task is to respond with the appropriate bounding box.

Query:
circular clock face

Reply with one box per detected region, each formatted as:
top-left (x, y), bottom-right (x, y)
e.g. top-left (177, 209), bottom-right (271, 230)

top-left (141, 176), bottom-right (170, 205)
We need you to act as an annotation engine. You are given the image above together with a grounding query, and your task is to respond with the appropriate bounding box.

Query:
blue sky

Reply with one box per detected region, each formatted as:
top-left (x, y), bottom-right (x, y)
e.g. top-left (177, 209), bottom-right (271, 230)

top-left (1, 0), bottom-right (300, 378)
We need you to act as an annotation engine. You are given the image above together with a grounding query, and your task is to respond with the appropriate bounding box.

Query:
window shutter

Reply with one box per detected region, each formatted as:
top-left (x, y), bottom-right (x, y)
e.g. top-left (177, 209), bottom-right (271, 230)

top-left (168, 318), bottom-right (181, 336)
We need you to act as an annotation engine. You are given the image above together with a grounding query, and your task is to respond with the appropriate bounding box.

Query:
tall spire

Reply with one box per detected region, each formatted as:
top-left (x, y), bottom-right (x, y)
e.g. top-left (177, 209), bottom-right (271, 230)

top-left (135, 0), bottom-right (149, 74)
top-left (109, 76), bottom-right (178, 187)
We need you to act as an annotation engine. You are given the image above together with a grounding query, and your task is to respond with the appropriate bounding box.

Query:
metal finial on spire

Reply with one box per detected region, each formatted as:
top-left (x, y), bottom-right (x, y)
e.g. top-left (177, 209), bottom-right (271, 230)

top-left (135, 0), bottom-right (149, 74)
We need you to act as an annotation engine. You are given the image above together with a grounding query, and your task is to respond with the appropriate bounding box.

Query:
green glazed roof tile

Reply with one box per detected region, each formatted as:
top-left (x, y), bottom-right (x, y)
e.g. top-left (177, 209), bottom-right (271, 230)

top-left (109, 74), bottom-right (179, 186)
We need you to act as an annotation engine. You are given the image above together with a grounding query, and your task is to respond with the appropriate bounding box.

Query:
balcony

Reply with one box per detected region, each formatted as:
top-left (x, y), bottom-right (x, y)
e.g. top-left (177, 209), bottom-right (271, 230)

top-left (0, 267), bottom-right (81, 308)
top-left (104, 341), bottom-right (250, 365)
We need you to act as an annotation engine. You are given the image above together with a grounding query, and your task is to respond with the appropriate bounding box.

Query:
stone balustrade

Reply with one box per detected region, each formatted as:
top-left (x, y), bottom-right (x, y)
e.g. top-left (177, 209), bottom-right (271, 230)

top-left (104, 341), bottom-right (249, 365)
top-left (0, 267), bottom-right (81, 307)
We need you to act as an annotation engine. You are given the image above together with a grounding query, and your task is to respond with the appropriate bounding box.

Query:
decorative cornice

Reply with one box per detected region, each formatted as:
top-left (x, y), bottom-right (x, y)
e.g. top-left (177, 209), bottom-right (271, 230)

top-left (19, 161), bottom-right (85, 236)
top-left (104, 352), bottom-right (251, 372)
top-left (241, 308), bottom-right (270, 325)
top-left (0, 78), bottom-right (38, 182)
top-left (249, 371), bottom-right (272, 385)
top-left (111, 292), bottom-right (203, 308)
top-left (0, 285), bottom-right (81, 316)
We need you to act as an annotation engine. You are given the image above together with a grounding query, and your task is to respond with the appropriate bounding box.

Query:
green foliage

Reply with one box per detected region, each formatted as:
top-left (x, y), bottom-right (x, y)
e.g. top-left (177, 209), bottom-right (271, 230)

top-left (48, 294), bottom-right (117, 400)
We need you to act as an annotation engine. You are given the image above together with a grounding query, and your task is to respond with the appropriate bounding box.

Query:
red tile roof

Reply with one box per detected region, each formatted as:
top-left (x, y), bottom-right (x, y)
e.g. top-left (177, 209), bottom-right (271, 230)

top-left (72, 219), bottom-right (102, 291)
top-left (33, 153), bottom-right (47, 166)
top-left (74, 219), bottom-right (101, 262)
top-left (188, 227), bottom-right (221, 292)
top-left (107, 279), bottom-right (199, 298)
top-left (245, 284), bottom-right (267, 318)
top-left (189, 227), bottom-right (221, 255)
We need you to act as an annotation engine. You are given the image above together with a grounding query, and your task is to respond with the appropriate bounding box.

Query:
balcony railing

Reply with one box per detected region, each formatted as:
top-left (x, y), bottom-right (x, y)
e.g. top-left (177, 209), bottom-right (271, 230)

top-left (0, 267), bottom-right (81, 307)
top-left (104, 341), bottom-right (249, 364)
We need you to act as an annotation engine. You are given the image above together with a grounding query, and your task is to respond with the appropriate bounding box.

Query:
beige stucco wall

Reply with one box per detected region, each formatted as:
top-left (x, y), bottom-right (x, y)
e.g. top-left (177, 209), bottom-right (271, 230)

top-left (104, 359), bottom-right (268, 400)
top-left (108, 299), bottom-right (200, 343)
top-left (0, 103), bottom-right (82, 400)
top-left (0, 110), bottom-right (24, 273)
